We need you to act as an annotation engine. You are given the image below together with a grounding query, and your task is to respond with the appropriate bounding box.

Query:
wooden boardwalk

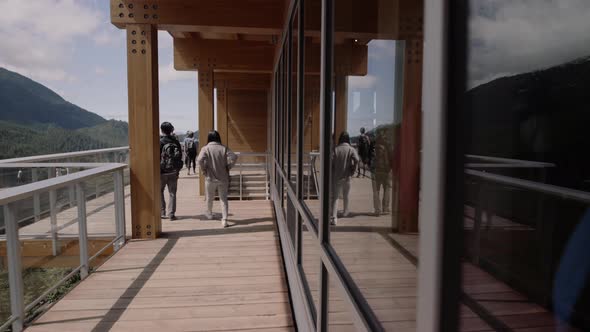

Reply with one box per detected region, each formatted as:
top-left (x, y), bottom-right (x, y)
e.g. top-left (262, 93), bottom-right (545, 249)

top-left (27, 174), bottom-right (294, 332)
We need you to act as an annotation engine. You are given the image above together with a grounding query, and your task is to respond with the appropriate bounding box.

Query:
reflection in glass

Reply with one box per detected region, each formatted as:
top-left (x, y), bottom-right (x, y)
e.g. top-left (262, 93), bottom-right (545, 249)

top-left (461, 1), bottom-right (590, 329)
top-left (327, 0), bottom-right (419, 328)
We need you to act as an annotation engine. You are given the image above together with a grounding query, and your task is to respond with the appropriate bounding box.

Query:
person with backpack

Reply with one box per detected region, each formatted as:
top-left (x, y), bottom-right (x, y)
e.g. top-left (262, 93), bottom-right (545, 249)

top-left (197, 130), bottom-right (237, 228)
top-left (330, 131), bottom-right (359, 225)
top-left (371, 131), bottom-right (393, 216)
top-left (184, 131), bottom-right (198, 175)
top-left (160, 122), bottom-right (183, 221)
top-left (356, 127), bottom-right (371, 178)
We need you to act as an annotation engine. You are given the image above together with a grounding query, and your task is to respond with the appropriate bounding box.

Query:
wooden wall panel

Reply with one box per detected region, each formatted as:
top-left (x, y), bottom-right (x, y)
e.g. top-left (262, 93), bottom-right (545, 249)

top-left (126, 24), bottom-right (160, 239)
top-left (226, 90), bottom-right (268, 154)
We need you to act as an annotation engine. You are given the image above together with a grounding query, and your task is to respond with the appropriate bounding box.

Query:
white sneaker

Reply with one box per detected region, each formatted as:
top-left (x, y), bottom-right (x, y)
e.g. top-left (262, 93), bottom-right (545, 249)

top-left (342, 211), bottom-right (351, 218)
top-left (205, 212), bottom-right (214, 220)
top-left (330, 217), bottom-right (337, 226)
top-left (221, 219), bottom-right (228, 228)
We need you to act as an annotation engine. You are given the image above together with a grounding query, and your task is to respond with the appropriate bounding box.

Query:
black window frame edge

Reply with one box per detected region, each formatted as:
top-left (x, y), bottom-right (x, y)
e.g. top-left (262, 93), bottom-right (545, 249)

top-left (441, 0), bottom-right (468, 330)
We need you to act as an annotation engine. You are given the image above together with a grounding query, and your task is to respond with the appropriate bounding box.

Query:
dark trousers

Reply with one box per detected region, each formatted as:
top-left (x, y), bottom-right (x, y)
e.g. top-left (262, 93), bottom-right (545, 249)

top-left (186, 151), bottom-right (197, 172)
top-left (161, 172), bottom-right (178, 217)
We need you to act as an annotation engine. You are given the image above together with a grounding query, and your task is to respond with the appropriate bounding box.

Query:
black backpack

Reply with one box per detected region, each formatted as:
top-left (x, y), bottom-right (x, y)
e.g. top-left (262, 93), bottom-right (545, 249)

top-left (186, 138), bottom-right (197, 153)
top-left (161, 142), bottom-right (183, 173)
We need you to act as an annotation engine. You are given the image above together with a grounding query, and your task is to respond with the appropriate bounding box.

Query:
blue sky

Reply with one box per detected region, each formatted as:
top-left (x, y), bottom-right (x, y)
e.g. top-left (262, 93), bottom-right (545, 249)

top-left (0, 0), bottom-right (198, 132)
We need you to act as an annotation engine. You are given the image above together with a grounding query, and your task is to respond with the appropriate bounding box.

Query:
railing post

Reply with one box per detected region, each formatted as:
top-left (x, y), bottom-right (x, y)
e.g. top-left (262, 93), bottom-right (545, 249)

top-left (49, 189), bottom-right (59, 256)
top-left (4, 204), bottom-right (24, 332)
top-left (113, 170), bottom-right (126, 250)
top-left (472, 179), bottom-right (484, 264)
top-left (32, 168), bottom-right (41, 221)
top-left (69, 184), bottom-right (76, 209)
top-left (95, 178), bottom-right (100, 199)
top-left (265, 153), bottom-right (270, 200)
top-left (239, 160), bottom-right (243, 201)
top-left (76, 183), bottom-right (89, 279)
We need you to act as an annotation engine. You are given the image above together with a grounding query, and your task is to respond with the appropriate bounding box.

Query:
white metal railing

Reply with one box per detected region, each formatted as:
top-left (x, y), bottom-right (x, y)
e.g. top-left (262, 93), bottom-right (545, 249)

top-left (465, 167), bottom-right (590, 265)
top-left (465, 154), bottom-right (556, 169)
top-left (0, 148), bottom-right (130, 332)
top-left (231, 152), bottom-right (270, 200)
top-left (0, 147), bottom-right (129, 164)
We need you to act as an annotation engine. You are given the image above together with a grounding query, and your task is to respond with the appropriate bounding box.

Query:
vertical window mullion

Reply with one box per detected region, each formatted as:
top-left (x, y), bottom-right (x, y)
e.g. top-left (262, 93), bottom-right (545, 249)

top-left (317, 0), bottom-right (334, 330)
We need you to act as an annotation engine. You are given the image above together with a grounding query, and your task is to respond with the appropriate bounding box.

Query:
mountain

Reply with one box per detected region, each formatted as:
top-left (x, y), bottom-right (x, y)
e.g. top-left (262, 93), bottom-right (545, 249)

top-left (0, 68), bottom-right (106, 129)
top-left (466, 56), bottom-right (590, 189)
top-left (0, 67), bottom-right (128, 159)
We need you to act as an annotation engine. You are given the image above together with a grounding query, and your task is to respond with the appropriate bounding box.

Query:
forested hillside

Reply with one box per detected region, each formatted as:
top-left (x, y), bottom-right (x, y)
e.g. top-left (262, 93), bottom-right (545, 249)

top-left (0, 68), bottom-right (106, 129)
top-left (0, 121), bottom-right (128, 159)
top-left (0, 68), bottom-right (128, 159)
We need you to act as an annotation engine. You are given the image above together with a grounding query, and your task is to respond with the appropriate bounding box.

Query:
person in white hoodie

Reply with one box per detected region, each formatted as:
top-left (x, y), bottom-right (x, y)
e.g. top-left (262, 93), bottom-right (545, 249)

top-left (197, 130), bottom-right (237, 227)
top-left (330, 131), bottom-right (359, 225)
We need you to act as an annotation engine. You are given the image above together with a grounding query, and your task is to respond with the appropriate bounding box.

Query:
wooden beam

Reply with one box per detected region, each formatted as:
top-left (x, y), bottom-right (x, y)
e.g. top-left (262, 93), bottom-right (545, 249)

top-left (126, 24), bottom-right (161, 239)
top-left (198, 70), bottom-right (214, 195)
top-left (110, 0), bottom-right (284, 35)
top-left (214, 73), bottom-right (271, 90)
top-left (175, 37), bottom-right (367, 76)
top-left (174, 39), bottom-right (275, 73)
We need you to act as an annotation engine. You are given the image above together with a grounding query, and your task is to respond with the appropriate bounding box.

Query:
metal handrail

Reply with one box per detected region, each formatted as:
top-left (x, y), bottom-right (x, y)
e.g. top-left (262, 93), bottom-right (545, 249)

top-left (0, 163), bottom-right (127, 332)
top-left (466, 169), bottom-right (590, 203)
top-left (465, 154), bottom-right (555, 168)
top-left (465, 168), bottom-right (590, 266)
top-left (0, 146), bottom-right (129, 164)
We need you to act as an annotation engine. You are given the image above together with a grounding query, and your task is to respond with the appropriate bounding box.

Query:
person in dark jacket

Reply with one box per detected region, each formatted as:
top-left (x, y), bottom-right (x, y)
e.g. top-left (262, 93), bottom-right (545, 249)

top-left (160, 122), bottom-right (183, 220)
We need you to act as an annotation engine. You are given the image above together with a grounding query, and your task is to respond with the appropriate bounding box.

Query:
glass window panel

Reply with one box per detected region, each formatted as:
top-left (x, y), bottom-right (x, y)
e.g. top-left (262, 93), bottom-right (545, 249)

top-left (301, 221), bottom-right (320, 317)
top-left (458, 1), bottom-right (590, 330)
top-left (290, 10), bottom-right (299, 187)
top-left (303, 0), bottom-right (322, 225)
top-left (328, 0), bottom-right (420, 330)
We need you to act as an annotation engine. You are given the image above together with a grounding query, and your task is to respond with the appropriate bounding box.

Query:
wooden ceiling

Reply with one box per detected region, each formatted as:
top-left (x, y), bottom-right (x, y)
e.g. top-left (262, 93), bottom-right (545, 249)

top-left (110, 0), bottom-right (409, 76)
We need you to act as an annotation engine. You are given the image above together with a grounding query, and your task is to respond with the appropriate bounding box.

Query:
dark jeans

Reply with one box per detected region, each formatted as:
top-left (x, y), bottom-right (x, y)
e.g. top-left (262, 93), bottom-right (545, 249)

top-left (161, 172), bottom-right (178, 217)
top-left (186, 151), bottom-right (197, 172)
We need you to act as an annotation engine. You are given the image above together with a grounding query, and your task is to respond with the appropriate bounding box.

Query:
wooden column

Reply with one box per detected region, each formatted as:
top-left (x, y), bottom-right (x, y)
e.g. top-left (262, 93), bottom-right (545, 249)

top-left (198, 69), bottom-right (214, 195)
top-left (334, 75), bottom-right (348, 138)
top-left (397, 1), bottom-right (423, 233)
top-left (217, 86), bottom-right (229, 146)
top-left (126, 24), bottom-right (160, 239)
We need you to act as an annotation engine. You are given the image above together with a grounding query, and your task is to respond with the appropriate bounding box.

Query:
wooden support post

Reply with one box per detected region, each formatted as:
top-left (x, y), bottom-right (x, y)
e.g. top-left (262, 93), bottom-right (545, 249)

top-left (198, 69), bottom-right (214, 195)
top-left (126, 24), bottom-right (161, 239)
top-left (397, 1), bottom-right (423, 233)
top-left (217, 86), bottom-right (229, 145)
top-left (334, 75), bottom-right (348, 138)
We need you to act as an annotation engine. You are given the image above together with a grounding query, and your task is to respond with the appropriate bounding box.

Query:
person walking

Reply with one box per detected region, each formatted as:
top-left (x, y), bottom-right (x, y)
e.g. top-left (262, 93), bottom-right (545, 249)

top-left (371, 132), bottom-right (393, 216)
top-left (330, 132), bottom-right (359, 225)
top-left (184, 131), bottom-right (198, 175)
top-left (160, 122), bottom-right (183, 221)
top-left (356, 127), bottom-right (371, 178)
top-left (197, 130), bottom-right (237, 228)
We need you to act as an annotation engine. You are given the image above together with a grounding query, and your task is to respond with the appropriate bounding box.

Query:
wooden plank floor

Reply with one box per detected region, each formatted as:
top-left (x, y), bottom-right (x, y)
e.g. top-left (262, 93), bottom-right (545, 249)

top-left (27, 174), bottom-right (294, 332)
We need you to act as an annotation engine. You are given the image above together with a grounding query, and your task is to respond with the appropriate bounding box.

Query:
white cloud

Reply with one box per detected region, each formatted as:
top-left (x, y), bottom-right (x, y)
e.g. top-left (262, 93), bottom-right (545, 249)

top-left (95, 67), bottom-right (106, 75)
top-left (469, 0), bottom-right (590, 87)
top-left (0, 0), bottom-right (102, 82)
top-left (159, 62), bottom-right (195, 83)
top-left (93, 28), bottom-right (125, 46)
